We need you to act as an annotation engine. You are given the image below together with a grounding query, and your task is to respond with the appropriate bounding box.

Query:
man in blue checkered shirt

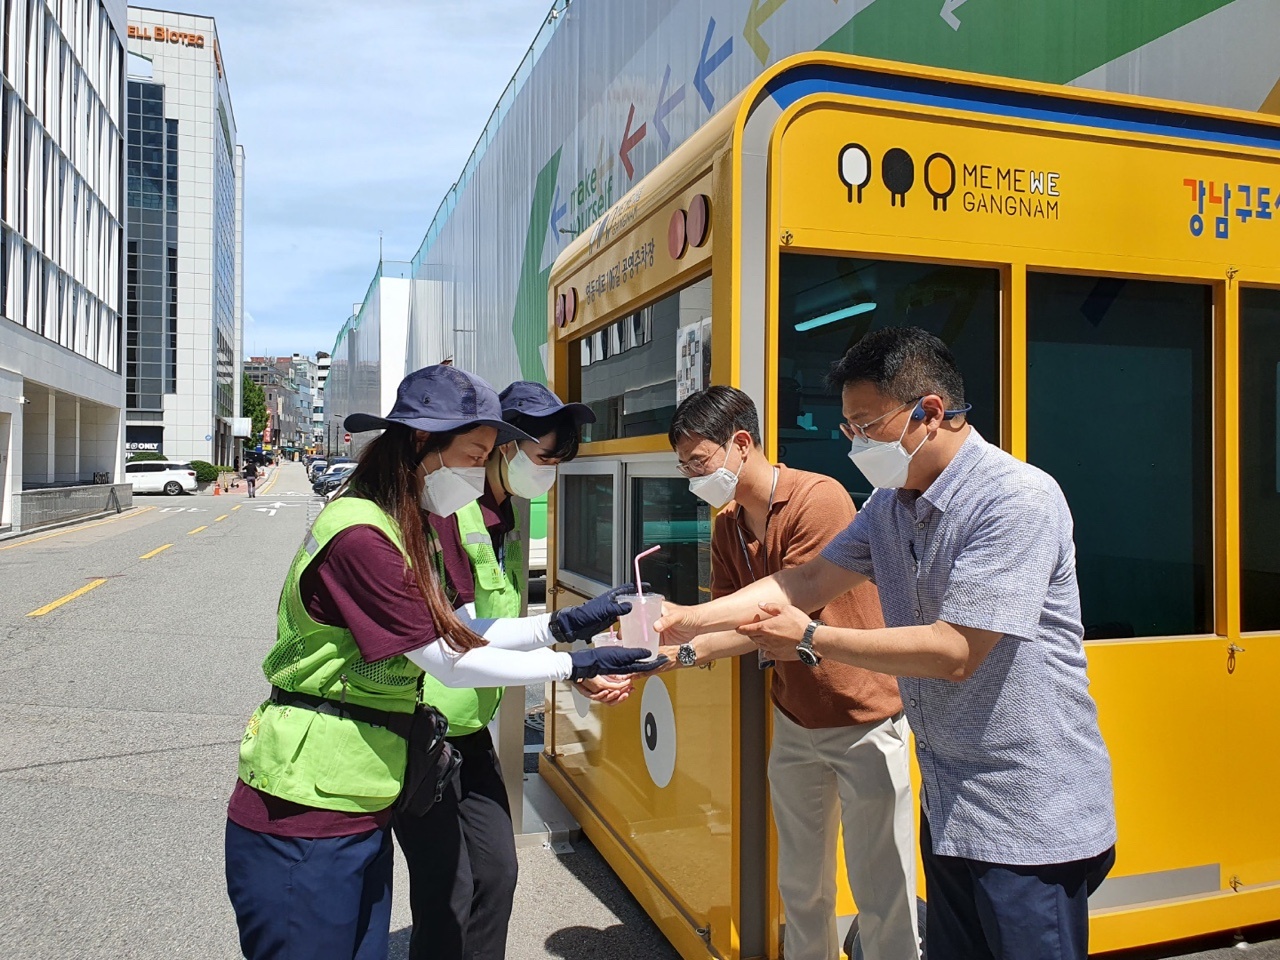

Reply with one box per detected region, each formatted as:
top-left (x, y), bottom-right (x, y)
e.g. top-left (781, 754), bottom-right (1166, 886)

top-left (656, 327), bottom-right (1116, 960)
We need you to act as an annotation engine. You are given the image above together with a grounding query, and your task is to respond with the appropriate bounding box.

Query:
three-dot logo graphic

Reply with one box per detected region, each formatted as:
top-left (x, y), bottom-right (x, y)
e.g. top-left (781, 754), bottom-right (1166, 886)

top-left (837, 143), bottom-right (955, 212)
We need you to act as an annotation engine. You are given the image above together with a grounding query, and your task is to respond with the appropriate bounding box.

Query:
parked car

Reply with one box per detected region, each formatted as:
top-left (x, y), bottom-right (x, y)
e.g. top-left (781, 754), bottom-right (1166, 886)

top-left (307, 459), bottom-right (328, 481)
top-left (124, 460), bottom-right (197, 496)
top-left (313, 463), bottom-right (355, 497)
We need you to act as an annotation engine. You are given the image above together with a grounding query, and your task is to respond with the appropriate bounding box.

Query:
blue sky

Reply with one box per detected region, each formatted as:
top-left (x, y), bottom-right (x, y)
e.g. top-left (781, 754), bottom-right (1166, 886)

top-left (209, 0), bottom-right (551, 358)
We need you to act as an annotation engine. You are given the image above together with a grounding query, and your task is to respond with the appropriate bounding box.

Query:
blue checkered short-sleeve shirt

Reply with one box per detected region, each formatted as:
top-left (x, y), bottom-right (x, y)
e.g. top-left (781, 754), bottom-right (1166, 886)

top-left (822, 430), bottom-right (1116, 865)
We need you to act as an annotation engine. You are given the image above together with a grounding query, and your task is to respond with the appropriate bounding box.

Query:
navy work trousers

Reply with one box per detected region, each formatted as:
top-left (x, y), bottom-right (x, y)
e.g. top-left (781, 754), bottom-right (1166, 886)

top-left (225, 819), bottom-right (393, 960)
top-left (393, 726), bottom-right (518, 960)
top-left (920, 816), bottom-right (1115, 960)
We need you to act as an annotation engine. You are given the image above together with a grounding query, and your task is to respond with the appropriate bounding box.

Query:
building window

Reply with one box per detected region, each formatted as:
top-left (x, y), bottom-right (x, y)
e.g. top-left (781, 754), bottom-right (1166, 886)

top-left (1027, 274), bottom-right (1213, 640)
top-left (1240, 287), bottom-right (1280, 633)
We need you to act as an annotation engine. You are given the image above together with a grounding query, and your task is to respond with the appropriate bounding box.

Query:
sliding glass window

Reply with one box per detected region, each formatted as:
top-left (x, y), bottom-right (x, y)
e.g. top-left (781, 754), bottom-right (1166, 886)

top-left (777, 253), bottom-right (999, 504)
top-left (1027, 275), bottom-right (1212, 640)
top-left (1240, 287), bottom-right (1280, 633)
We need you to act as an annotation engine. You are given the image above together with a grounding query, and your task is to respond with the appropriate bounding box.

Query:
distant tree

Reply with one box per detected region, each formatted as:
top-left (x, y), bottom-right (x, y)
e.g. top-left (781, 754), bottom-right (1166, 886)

top-left (242, 373), bottom-right (268, 438)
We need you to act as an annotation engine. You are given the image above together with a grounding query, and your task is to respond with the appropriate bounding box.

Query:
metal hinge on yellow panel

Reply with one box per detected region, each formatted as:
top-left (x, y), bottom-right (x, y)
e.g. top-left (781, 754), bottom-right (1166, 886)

top-left (1227, 642), bottom-right (1246, 675)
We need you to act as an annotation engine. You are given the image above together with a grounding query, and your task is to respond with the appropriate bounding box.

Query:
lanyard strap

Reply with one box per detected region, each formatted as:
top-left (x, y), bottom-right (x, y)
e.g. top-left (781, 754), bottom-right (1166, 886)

top-left (734, 467), bottom-right (779, 582)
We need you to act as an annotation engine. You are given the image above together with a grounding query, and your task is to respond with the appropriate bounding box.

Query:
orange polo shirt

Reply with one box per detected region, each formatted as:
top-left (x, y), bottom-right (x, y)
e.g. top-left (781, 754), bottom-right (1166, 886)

top-left (711, 465), bottom-right (902, 728)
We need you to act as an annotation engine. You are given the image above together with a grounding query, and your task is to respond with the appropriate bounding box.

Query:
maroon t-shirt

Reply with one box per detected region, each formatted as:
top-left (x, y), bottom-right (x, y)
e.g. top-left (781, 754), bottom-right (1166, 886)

top-left (426, 482), bottom-right (516, 603)
top-left (227, 516), bottom-right (460, 837)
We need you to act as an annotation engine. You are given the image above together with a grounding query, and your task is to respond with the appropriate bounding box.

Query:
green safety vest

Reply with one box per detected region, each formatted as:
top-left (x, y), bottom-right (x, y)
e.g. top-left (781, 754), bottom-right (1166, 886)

top-left (237, 497), bottom-right (424, 813)
top-left (420, 497), bottom-right (524, 735)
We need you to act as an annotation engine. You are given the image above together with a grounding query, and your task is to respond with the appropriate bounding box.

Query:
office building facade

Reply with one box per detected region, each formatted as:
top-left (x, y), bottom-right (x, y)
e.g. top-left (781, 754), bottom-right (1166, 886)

top-left (124, 6), bottom-right (242, 465)
top-left (1, 0), bottom-right (128, 530)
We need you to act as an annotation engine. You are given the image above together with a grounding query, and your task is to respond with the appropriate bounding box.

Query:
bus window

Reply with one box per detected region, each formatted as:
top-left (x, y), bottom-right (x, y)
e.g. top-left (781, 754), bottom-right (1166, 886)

top-left (578, 275), bottom-right (712, 442)
top-left (1240, 287), bottom-right (1280, 633)
top-left (628, 475), bottom-right (711, 606)
top-left (777, 253), bottom-right (999, 504)
top-left (560, 472), bottom-right (615, 590)
top-left (1027, 274), bottom-right (1213, 640)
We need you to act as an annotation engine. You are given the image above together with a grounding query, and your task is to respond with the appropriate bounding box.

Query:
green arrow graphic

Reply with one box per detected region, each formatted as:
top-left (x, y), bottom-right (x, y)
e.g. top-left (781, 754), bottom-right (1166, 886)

top-left (745, 0), bottom-right (794, 65)
top-left (821, 0), bottom-right (1237, 83)
top-left (511, 149), bottom-right (562, 382)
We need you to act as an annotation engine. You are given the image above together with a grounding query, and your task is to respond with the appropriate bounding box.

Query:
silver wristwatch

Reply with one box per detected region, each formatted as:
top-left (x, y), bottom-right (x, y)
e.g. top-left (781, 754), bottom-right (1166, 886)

top-left (677, 643), bottom-right (698, 667)
top-left (796, 620), bottom-right (824, 667)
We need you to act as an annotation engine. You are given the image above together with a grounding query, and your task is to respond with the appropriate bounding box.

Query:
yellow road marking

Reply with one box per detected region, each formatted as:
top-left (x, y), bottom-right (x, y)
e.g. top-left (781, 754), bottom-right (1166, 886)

top-left (140, 544), bottom-right (173, 559)
top-left (259, 468), bottom-right (281, 496)
top-left (232, 504), bottom-right (242, 511)
top-left (188, 525), bottom-right (207, 535)
top-left (27, 578), bottom-right (109, 617)
top-left (214, 514), bottom-right (229, 522)
top-left (0, 506), bottom-right (156, 551)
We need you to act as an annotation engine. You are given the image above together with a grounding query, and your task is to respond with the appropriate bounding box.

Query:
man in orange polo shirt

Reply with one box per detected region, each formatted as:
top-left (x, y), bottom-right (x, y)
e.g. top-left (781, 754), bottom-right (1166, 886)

top-left (660, 386), bottom-right (919, 960)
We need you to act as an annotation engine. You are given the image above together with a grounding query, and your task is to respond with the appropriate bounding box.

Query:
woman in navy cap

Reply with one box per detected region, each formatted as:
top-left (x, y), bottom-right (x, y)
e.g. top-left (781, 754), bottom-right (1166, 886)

top-left (224, 365), bottom-right (659, 960)
top-left (396, 380), bottom-right (614, 960)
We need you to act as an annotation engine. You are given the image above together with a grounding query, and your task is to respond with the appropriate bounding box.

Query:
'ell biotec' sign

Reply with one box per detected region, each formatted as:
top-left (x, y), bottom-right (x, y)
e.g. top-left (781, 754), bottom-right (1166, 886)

top-left (128, 24), bottom-right (206, 48)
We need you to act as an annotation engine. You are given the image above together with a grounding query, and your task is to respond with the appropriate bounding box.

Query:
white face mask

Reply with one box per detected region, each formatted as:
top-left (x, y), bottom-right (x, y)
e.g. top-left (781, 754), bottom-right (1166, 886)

top-left (846, 406), bottom-right (928, 490)
top-left (688, 444), bottom-right (744, 509)
top-left (420, 452), bottom-right (487, 518)
top-left (504, 446), bottom-right (558, 499)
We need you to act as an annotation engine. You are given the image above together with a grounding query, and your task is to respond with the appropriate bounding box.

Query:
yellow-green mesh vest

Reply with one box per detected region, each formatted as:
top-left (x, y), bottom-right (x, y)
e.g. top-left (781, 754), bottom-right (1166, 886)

top-left (237, 497), bottom-right (426, 813)
top-left (420, 497), bottom-right (524, 735)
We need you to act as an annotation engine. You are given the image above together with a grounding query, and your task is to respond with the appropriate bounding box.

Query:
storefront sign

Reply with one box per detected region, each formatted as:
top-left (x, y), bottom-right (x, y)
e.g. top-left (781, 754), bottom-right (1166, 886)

top-left (128, 24), bottom-right (205, 48)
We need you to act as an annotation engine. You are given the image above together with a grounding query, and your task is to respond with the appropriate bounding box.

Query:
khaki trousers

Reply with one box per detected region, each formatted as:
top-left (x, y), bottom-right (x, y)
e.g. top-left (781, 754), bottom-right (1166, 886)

top-left (768, 707), bottom-right (920, 960)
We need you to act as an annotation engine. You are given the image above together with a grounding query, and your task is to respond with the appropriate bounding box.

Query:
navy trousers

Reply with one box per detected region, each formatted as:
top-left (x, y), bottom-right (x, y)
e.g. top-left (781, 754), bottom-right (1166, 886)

top-left (393, 726), bottom-right (518, 960)
top-left (920, 816), bottom-right (1115, 960)
top-left (225, 819), bottom-right (394, 960)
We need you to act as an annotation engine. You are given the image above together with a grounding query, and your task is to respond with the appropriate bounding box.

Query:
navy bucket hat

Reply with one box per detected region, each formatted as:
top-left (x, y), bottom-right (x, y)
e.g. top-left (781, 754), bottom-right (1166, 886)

top-left (498, 381), bottom-right (596, 426)
top-left (345, 365), bottom-right (534, 445)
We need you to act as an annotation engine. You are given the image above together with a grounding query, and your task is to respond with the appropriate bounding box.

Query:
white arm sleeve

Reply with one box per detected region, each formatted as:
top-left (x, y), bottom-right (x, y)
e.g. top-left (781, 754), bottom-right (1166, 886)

top-left (453, 606), bottom-right (557, 652)
top-left (404, 641), bottom-right (572, 688)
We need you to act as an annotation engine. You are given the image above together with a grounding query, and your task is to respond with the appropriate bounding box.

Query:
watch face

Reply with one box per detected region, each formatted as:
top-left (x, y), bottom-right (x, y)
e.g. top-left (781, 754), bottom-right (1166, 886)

top-left (677, 644), bottom-right (697, 667)
top-left (796, 645), bottom-right (821, 667)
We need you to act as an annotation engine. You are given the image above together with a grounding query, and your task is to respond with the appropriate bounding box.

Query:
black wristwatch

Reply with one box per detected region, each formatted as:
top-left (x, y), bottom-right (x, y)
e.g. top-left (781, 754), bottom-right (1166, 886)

top-left (677, 643), bottom-right (698, 667)
top-left (797, 620), bottom-right (824, 667)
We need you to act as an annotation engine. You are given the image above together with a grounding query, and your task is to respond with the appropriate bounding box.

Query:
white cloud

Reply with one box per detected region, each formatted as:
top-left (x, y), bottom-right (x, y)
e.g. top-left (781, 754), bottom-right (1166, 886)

top-left (207, 0), bottom-right (552, 356)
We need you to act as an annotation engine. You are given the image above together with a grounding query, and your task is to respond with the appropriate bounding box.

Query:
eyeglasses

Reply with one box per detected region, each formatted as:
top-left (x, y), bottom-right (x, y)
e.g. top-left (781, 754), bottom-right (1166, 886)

top-left (676, 441), bottom-right (728, 478)
top-left (838, 398), bottom-right (921, 442)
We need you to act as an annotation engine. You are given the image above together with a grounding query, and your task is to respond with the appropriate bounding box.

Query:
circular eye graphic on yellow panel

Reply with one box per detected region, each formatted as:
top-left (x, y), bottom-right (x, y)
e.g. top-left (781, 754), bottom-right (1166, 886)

top-left (640, 675), bottom-right (676, 789)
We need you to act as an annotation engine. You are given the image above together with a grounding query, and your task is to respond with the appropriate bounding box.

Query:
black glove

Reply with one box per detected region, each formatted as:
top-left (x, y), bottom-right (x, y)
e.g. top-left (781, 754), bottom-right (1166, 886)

top-left (569, 647), bottom-right (668, 680)
top-left (549, 583), bottom-right (649, 644)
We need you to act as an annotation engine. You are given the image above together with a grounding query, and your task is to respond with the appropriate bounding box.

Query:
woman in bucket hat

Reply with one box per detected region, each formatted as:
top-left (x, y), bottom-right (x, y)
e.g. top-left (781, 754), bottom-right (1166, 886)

top-left (224, 365), bottom-right (660, 960)
top-left (396, 380), bottom-right (612, 960)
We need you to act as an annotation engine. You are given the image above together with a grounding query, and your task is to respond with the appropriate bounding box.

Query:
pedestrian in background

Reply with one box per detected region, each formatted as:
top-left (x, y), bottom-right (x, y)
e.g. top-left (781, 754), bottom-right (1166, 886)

top-left (660, 386), bottom-right (919, 960)
top-left (243, 459), bottom-right (258, 499)
top-left (657, 328), bottom-right (1116, 960)
top-left (396, 379), bottom-right (624, 960)
top-left (224, 365), bottom-right (663, 960)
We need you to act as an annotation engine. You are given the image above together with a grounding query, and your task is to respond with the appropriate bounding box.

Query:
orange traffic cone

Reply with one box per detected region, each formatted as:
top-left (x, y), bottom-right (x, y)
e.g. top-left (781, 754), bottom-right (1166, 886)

top-left (213, 483), bottom-right (221, 496)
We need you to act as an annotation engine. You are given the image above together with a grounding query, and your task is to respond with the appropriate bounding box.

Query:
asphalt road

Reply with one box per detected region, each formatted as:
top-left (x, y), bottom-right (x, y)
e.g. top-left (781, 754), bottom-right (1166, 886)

top-left (0, 460), bottom-right (1275, 959)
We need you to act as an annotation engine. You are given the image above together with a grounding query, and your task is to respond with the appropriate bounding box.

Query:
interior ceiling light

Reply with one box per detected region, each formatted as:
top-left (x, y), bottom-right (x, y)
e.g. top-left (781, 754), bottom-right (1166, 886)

top-left (794, 301), bottom-right (876, 332)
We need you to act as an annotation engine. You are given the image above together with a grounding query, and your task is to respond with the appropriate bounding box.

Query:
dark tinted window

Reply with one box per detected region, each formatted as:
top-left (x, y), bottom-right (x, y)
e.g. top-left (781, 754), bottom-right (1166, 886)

top-left (1027, 274), bottom-right (1212, 639)
top-left (560, 474), bottom-right (614, 586)
top-left (1240, 287), bottom-right (1280, 632)
top-left (777, 254), bottom-right (999, 504)
top-left (629, 477), bottom-right (710, 606)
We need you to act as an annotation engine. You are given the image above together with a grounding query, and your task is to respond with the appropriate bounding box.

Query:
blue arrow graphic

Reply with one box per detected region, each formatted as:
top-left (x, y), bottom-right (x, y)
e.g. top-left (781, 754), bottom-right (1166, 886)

top-left (653, 65), bottom-right (686, 149)
top-left (694, 17), bottom-right (732, 112)
top-left (549, 185), bottom-right (567, 236)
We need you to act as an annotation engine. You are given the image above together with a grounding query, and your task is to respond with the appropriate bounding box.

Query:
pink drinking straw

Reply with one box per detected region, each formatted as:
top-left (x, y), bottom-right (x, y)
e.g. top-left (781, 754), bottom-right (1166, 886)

top-left (633, 546), bottom-right (661, 644)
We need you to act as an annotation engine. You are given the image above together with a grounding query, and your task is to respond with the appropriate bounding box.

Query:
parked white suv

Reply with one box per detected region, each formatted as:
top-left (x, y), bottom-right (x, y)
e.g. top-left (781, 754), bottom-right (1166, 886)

top-left (124, 460), bottom-right (198, 496)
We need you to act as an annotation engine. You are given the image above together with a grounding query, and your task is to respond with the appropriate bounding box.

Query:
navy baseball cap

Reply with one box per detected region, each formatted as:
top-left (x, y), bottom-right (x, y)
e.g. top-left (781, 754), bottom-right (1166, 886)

top-left (345, 365), bottom-right (534, 444)
top-left (499, 381), bottom-right (596, 426)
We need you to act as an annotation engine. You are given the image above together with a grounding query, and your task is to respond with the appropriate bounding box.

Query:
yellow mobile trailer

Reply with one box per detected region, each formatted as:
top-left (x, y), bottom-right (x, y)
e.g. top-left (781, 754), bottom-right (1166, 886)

top-left (541, 53), bottom-right (1280, 959)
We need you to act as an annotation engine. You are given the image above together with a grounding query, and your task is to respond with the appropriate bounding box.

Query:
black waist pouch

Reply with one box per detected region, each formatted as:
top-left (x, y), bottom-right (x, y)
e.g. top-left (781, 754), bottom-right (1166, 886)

top-left (396, 704), bottom-right (463, 817)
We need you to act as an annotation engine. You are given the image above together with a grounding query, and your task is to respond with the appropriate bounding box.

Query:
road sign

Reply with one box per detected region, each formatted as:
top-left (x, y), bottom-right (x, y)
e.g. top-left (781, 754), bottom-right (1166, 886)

top-left (204, 434), bottom-right (212, 441)
top-left (344, 433), bottom-right (351, 443)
